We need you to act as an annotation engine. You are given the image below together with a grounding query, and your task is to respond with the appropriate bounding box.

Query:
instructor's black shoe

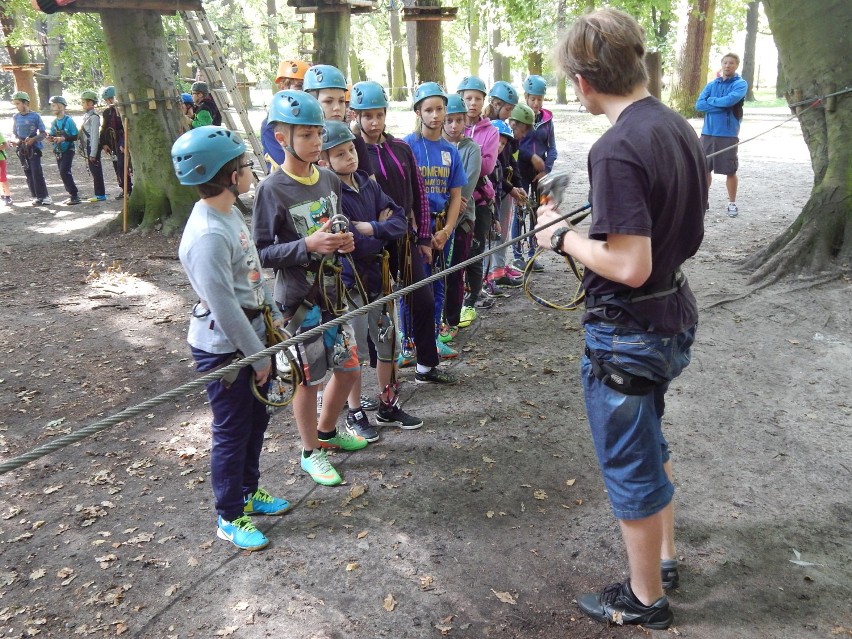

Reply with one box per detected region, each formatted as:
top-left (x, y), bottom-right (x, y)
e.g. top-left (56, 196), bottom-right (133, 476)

top-left (577, 580), bottom-right (673, 630)
top-left (661, 559), bottom-right (679, 591)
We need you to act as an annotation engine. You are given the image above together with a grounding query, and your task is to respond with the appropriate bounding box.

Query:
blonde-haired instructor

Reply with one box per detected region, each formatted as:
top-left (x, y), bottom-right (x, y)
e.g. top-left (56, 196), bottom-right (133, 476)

top-left (537, 8), bottom-right (707, 629)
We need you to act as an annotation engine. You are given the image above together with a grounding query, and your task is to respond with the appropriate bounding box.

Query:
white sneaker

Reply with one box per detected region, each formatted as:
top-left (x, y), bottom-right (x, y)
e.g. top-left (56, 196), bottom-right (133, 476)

top-left (726, 202), bottom-right (738, 217)
top-left (40, 196), bottom-right (53, 205)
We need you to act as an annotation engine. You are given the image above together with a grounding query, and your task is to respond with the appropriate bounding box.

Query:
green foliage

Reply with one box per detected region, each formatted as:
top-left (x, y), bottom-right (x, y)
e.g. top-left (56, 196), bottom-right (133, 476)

top-left (712, 0), bottom-right (748, 51)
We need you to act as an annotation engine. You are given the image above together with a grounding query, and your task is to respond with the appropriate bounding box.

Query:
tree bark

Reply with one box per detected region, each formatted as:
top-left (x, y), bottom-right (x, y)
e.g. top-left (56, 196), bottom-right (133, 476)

top-left (555, 0), bottom-right (567, 104)
top-left (315, 10), bottom-right (350, 73)
top-left (775, 57), bottom-right (785, 98)
top-left (741, 0), bottom-right (759, 101)
top-left (492, 27), bottom-right (506, 82)
top-left (469, 5), bottom-right (480, 76)
top-left (1, 12), bottom-right (40, 110)
top-left (414, 0), bottom-right (445, 85)
top-left (99, 9), bottom-right (195, 235)
top-left (669, 0), bottom-right (716, 117)
top-left (744, 0), bottom-right (852, 280)
top-left (527, 51), bottom-right (542, 76)
top-left (266, 0), bottom-right (279, 65)
top-left (389, 6), bottom-right (407, 101)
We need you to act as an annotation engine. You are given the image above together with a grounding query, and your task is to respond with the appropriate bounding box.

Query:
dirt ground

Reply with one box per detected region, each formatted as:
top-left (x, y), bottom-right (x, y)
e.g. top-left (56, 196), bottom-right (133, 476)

top-left (0, 104), bottom-right (850, 639)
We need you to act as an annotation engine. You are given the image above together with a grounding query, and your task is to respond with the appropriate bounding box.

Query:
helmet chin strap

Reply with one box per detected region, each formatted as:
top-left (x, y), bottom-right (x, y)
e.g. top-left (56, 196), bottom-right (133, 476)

top-left (285, 124), bottom-right (308, 164)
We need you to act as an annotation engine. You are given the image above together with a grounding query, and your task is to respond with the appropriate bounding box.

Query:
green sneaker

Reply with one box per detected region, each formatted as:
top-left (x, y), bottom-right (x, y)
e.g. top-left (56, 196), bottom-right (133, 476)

top-left (243, 487), bottom-right (291, 516)
top-left (458, 306), bottom-right (477, 328)
top-left (438, 324), bottom-right (459, 344)
top-left (217, 515), bottom-right (269, 551)
top-left (317, 428), bottom-right (369, 451)
top-left (300, 449), bottom-right (342, 486)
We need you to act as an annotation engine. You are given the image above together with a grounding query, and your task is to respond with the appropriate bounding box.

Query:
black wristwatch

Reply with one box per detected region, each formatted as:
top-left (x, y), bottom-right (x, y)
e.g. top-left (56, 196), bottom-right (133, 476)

top-left (550, 226), bottom-right (572, 256)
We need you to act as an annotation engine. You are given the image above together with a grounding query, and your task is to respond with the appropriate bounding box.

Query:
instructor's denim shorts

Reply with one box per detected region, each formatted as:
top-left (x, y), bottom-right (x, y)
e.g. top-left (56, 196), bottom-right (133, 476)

top-left (581, 322), bottom-right (696, 521)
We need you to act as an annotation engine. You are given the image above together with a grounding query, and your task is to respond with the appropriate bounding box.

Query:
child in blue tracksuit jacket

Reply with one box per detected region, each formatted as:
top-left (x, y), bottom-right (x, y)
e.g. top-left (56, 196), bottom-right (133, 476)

top-left (321, 121), bottom-right (424, 441)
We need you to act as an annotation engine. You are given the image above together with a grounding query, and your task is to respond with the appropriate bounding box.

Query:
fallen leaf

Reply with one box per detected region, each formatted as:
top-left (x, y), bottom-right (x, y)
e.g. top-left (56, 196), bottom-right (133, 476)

top-left (214, 627), bottom-right (238, 636)
top-left (533, 489), bottom-right (547, 500)
top-left (349, 485), bottom-right (367, 499)
top-left (357, 530), bottom-right (369, 539)
top-left (114, 622), bottom-right (129, 635)
top-left (420, 575), bottom-right (434, 589)
top-left (565, 478), bottom-right (576, 487)
top-left (187, 557), bottom-right (200, 567)
top-left (164, 584), bottom-right (179, 597)
top-left (383, 594), bottom-right (396, 611)
top-left (486, 511), bottom-right (495, 519)
top-left (30, 568), bottom-right (46, 580)
top-left (234, 601), bottom-right (250, 611)
top-left (491, 589), bottom-right (517, 604)
top-left (482, 456), bottom-right (496, 464)
top-left (435, 625), bottom-right (453, 635)
top-left (346, 562), bottom-right (359, 571)
top-left (43, 485), bottom-right (63, 494)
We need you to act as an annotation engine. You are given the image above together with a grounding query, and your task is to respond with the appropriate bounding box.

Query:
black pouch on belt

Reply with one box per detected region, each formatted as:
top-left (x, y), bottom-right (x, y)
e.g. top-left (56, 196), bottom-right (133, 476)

top-left (585, 347), bottom-right (658, 396)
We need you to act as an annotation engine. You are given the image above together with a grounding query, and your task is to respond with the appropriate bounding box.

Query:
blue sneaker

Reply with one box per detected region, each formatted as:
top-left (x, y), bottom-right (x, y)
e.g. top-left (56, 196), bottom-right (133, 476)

top-left (216, 515), bottom-right (269, 551)
top-left (243, 487), bottom-right (291, 516)
top-left (436, 340), bottom-right (458, 359)
top-left (397, 346), bottom-right (417, 368)
top-left (88, 195), bottom-right (108, 202)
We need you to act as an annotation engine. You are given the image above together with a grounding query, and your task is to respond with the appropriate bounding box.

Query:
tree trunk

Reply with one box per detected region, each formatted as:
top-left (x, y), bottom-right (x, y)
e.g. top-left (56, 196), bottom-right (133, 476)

top-left (315, 10), bottom-right (350, 73)
top-left (403, 0), bottom-right (417, 88)
top-left (528, 51), bottom-right (542, 76)
top-left (414, 0), bottom-right (445, 85)
top-left (775, 55), bottom-right (785, 98)
top-left (645, 51), bottom-right (662, 99)
top-left (744, 0), bottom-right (852, 280)
top-left (266, 0), bottom-right (279, 65)
top-left (555, 0), bottom-right (567, 104)
top-left (669, 0), bottom-right (716, 117)
top-left (469, 6), bottom-right (480, 76)
top-left (99, 10), bottom-right (195, 235)
top-left (741, 1), bottom-right (759, 101)
top-left (1, 13), bottom-right (40, 110)
top-left (492, 27), bottom-right (506, 82)
top-left (389, 6), bottom-right (407, 101)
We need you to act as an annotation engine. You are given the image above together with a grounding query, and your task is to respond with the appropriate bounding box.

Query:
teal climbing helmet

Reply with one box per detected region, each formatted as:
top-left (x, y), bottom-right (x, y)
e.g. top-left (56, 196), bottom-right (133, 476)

top-left (412, 82), bottom-right (447, 110)
top-left (101, 86), bottom-right (116, 100)
top-left (446, 94), bottom-right (466, 115)
top-left (303, 64), bottom-right (347, 92)
top-left (350, 81), bottom-right (389, 111)
top-left (492, 119), bottom-right (513, 139)
top-left (523, 75), bottom-right (547, 96)
top-left (321, 120), bottom-right (357, 151)
top-left (456, 76), bottom-right (487, 95)
top-left (171, 126), bottom-right (247, 186)
top-left (488, 81), bottom-right (519, 105)
top-left (267, 90), bottom-right (325, 126)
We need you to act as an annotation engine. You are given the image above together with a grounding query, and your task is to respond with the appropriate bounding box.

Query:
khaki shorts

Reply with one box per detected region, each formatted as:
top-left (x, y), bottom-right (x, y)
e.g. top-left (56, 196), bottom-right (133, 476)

top-left (285, 310), bottom-right (359, 386)
top-left (348, 291), bottom-right (397, 363)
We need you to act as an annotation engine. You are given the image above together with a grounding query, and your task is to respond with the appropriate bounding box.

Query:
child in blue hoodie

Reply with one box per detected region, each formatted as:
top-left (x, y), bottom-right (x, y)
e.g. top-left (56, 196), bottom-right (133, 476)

top-left (513, 75), bottom-right (558, 271)
top-left (321, 121), bottom-right (424, 440)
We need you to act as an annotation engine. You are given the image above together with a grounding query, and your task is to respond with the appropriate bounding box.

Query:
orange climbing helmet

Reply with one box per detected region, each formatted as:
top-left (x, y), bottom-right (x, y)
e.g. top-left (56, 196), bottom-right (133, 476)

top-left (275, 59), bottom-right (311, 84)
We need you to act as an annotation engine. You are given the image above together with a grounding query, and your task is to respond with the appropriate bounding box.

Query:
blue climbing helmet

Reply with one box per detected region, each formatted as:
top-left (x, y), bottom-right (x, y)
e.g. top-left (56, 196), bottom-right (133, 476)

top-left (171, 126), bottom-right (247, 186)
top-left (446, 94), bottom-right (466, 115)
top-left (488, 81), bottom-right (519, 106)
top-left (456, 76), bottom-right (487, 95)
top-left (523, 75), bottom-right (547, 96)
top-left (267, 90), bottom-right (325, 126)
top-left (101, 86), bottom-right (116, 100)
top-left (322, 120), bottom-right (356, 151)
top-left (303, 64), bottom-right (348, 92)
top-left (492, 119), bottom-right (513, 140)
top-left (181, 92), bottom-right (193, 105)
top-left (349, 81), bottom-right (389, 111)
top-left (412, 82), bottom-right (447, 111)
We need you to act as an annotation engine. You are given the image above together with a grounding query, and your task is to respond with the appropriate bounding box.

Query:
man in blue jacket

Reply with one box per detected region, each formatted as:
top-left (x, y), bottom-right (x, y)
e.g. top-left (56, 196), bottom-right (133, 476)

top-left (695, 53), bottom-right (748, 217)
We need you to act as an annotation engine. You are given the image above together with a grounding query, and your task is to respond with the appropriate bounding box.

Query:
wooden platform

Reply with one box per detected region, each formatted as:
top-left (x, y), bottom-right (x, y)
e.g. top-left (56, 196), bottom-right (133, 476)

top-left (287, 0), bottom-right (377, 14)
top-left (31, 0), bottom-right (203, 14)
top-left (401, 5), bottom-right (458, 21)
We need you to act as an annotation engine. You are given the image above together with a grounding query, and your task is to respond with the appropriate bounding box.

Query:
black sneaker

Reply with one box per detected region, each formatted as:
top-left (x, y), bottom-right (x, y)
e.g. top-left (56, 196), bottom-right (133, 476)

top-left (493, 275), bottom-right (522, 288)
top-left (661, 559), bottom-right (679, 591)
top-left (360, 394), bottom-right (379, 411)
top-left (345, 409), bottom-right (379, 442)
top-left (414, 367), bottom-right (458, 385)
top-left (528, 258), bottom-right (545, 273)
top-left (376, 398), bottom-right (423, 430)
top-left (577, 581), bottom-right (672, 629)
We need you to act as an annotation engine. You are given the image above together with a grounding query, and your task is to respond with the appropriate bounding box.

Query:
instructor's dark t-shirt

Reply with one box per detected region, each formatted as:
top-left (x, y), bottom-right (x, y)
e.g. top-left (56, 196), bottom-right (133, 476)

top-left (583, 96), bottom-right (707, 334)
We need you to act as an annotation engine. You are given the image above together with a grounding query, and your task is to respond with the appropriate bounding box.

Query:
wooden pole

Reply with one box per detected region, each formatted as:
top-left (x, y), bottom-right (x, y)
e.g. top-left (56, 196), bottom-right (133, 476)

top-left (123, 116), bottom-right (129, 233)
